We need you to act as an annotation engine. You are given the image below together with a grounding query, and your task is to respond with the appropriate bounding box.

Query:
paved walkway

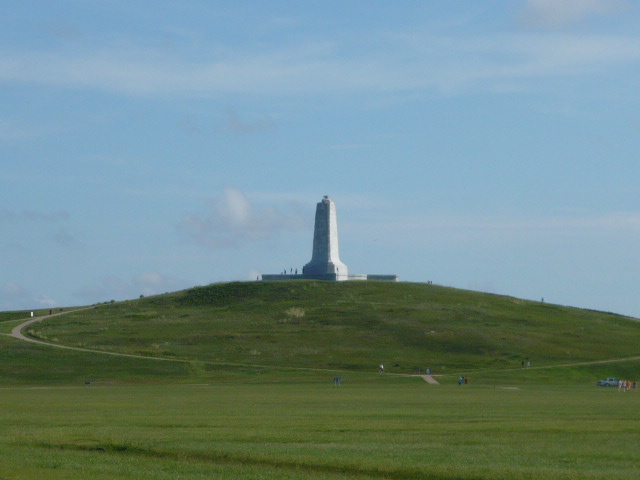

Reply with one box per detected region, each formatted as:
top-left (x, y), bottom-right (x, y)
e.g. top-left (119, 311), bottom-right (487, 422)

top-left (419, 374), bottom-right (440, 384)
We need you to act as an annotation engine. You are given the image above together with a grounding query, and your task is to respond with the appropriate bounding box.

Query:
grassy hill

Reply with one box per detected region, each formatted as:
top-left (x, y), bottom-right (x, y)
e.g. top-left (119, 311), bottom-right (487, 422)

top-left (5, 280), bottom-right (638, 384)
top-left (3, 281), bottom-right (640, 480)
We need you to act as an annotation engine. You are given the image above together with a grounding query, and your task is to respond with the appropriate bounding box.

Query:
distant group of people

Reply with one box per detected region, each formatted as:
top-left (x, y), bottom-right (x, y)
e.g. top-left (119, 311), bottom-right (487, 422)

top-left (281, 268), bottom-right (299, 275)
top-left (618, 379), bottom-right (637, 392)
top-left (457, 376), bottom-right (470, 385)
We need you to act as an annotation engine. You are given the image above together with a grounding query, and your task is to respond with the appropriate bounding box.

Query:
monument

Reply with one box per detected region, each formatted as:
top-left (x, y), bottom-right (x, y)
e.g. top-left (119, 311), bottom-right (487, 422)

top-left (302, 195), bottom-right (349, 281)
top-left (261, 195), bottom-right (398, 282)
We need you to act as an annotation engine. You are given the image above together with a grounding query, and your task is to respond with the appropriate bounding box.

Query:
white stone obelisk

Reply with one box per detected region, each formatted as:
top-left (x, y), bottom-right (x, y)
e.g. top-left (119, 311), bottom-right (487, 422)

top-left (302, 195), bottom-right (349, 280)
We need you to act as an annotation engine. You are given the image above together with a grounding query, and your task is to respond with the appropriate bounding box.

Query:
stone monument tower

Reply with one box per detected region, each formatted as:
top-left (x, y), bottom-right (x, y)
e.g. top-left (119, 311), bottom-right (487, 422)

top-left (260, 195), bottom-right (397, 282)
top-left (302, 195), bottom-right (349, 280)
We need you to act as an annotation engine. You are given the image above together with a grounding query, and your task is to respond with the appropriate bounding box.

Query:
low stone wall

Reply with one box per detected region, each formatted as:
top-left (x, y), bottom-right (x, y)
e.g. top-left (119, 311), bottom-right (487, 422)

top-left (261, 273), bottom-right (399, 282)
top-left (347, 274), bottom-right (368, 281)
top-left (260, 274), bottom-right (301, 281)
top-left (366, 275), bottom-right (400, 282)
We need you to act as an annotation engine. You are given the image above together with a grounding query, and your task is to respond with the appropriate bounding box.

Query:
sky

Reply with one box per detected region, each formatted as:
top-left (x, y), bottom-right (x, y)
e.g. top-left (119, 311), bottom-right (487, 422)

top-left (2, 0), bottom-right (640, 317)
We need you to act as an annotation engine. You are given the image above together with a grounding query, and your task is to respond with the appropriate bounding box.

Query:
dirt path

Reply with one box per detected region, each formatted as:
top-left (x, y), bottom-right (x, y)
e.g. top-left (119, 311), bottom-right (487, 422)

top-left (419, 374), bottom-right (440, 384)
top-left (5, 308), bottom-right (185, 363)
top-left (9, 308), bottom-right (92, 342)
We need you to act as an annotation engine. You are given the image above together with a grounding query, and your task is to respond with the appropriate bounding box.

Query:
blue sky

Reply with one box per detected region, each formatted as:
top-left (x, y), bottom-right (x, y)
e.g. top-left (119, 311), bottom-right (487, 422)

top-left (2, 0), bottom-right (640, 316)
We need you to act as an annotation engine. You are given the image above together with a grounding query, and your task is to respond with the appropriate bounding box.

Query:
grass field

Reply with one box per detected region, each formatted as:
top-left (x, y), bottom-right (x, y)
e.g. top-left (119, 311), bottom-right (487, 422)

top-left (1, 281), bottom-right (639, 479)
top-left (1, 380), bottom-right (638, 480)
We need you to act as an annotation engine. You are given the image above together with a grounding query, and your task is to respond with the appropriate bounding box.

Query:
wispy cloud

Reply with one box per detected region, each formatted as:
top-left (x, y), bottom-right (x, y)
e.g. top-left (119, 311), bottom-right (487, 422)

top-left (520, 0), bottom-right (630, 28)
top-left (178, 187), bottom-right (306, 248)
top-left (394, 32), bottom-right (640, 92)
top-left (348, 210), bottom-right (640, 248)
top-left (0, 281), bottom-right (59, 310)
top-left (1, 26), bottom-right (639, 99)
top-left (399, 211), bottom-right (640, 241)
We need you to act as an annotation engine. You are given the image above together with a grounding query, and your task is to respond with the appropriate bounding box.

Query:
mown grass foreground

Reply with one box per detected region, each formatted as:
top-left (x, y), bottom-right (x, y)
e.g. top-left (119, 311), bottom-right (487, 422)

top-left (1, 381), bottom-right (638, 480)
top-left (1, 280), bottom-right (639, 479)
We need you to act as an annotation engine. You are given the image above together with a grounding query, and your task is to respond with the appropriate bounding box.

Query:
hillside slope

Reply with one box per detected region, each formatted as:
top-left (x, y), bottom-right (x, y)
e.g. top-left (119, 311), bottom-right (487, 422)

top-left (24, 281), bottom-right (640, 375)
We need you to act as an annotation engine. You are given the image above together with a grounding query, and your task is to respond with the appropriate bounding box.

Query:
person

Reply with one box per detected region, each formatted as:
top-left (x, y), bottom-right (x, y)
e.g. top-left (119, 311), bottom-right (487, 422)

top-left (379, 364), bottom-right (384, 373)
top-left (458, 376), bottom-right (463, 386)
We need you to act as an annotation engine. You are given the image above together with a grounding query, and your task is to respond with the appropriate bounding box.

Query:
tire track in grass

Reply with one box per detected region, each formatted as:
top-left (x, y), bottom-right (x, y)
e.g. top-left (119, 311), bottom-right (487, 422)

top-left (36, 440), bottom-right (458, 480)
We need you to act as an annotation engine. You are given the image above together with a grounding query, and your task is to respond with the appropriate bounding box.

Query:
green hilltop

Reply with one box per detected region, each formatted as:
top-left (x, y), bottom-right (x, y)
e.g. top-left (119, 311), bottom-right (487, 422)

top-left (4, 280), bottom-right (638, 385)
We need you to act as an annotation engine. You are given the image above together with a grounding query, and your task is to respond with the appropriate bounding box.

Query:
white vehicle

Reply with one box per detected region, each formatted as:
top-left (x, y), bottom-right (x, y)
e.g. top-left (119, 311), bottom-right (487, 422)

top-left (596, 377), bottom-right (619, 387)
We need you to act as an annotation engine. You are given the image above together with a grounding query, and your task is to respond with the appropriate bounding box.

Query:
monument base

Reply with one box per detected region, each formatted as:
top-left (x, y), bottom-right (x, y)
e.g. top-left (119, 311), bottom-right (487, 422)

top-left (261, 273), bottom-right (399, 282)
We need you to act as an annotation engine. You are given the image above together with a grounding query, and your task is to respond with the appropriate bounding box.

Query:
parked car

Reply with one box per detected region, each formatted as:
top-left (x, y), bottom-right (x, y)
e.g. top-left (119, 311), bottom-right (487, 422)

top-left (597, 377), bottom-right (619, 386)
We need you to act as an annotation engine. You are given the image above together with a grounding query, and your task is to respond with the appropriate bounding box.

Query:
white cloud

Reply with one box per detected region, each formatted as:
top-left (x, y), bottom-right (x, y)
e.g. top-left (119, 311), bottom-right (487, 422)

top-left (396, 32), bottom-right (640, 90)
top-left (1, 27), bottom-right (639, 99)
top-left (521, 0), bottom-right (629, 28)
top-left (178, 187), bottom-right (306, 248)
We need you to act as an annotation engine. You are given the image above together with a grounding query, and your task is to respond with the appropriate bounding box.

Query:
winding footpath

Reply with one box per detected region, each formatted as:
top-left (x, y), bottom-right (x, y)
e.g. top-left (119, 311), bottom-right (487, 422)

top-left (4, 308), bottom-right (184, 363)
top-left (9, 308), bottom-right (91, 343)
